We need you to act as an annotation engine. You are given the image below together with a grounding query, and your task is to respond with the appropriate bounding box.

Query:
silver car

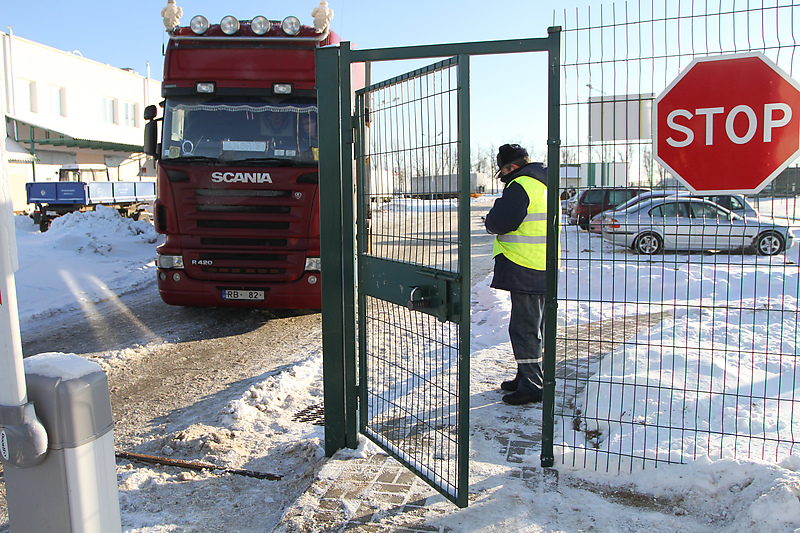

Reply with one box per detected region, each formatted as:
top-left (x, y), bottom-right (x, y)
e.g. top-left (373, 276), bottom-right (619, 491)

top-left (601, 197), bottom-right (793, 256)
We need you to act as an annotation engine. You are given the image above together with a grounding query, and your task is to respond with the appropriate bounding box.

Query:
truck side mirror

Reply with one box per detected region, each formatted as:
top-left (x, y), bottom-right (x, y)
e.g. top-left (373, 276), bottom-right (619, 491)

top-left (144, 120), bottom-right (159, 158)
top-left (143, 105), bottom-right (161, 158)
top-left (143, 105), bottom-right (158, 121)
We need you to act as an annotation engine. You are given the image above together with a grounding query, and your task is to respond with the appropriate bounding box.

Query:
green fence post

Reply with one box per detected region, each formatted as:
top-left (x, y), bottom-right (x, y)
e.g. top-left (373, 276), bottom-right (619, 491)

top-left (456, 53), bottom-right (471, 509)
top-left (541, 25), bottom-right (561, 469)
top-left (338, 42), bottom-right (360, 450)
top-left (316, 44), bottom-right (348, 457)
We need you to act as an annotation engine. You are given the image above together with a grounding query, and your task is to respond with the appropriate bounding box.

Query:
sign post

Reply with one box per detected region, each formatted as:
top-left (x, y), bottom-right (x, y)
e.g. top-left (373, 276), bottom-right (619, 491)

top-left (654, 52), bottom-right (800, 194)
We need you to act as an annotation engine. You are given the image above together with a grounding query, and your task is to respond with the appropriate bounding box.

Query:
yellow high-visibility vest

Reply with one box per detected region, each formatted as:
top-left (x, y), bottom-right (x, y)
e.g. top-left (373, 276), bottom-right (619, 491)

top-left (492, 175), bottom-right (549, 271)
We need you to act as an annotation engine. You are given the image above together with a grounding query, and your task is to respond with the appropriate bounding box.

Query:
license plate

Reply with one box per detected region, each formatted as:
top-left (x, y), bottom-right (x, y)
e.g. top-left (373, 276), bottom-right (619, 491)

top-left (221, 289), bottom-right (265, 301)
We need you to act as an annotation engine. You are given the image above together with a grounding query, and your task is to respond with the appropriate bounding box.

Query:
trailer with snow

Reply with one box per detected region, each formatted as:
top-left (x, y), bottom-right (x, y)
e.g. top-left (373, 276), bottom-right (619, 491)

top-left (26, 164), bottom-right (156, 231)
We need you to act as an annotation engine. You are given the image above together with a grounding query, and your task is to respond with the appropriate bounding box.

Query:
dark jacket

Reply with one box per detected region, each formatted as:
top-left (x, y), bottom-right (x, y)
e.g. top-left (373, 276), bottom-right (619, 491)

top-left (484, 162), bottom-right (548, 294)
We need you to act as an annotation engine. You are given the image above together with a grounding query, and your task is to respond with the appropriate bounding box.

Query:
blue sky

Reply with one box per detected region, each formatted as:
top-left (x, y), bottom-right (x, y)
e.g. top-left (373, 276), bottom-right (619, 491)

top-left (0, 0), bottom-right (596, 157)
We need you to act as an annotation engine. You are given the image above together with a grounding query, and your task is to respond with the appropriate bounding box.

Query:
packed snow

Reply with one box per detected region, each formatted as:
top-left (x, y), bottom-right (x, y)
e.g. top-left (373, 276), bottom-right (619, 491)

top-left (3, 201), bottom-right (800, 532)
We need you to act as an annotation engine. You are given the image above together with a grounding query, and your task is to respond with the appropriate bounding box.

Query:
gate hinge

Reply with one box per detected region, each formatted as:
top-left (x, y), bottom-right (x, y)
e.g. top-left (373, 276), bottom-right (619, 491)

top-left (341, 116), bottom-right (355, 144)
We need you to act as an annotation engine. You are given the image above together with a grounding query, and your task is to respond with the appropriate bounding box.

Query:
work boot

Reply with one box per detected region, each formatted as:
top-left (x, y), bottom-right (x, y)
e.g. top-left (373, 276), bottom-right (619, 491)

top-left (501, 375), bottom-right (521, 392)
top-left (502, 390), bottom-right (543, 405)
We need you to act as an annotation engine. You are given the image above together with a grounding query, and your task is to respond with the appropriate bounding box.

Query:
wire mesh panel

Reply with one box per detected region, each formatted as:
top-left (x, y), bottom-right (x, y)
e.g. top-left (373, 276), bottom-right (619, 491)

top-left (362, 296), bottom-right (462, 494)
top-left (354, 57), bottom-right (470, 506)
top-left (554, 0), bottom-right (800, 471)
top-left (362, 60), bottom-right (461, 272)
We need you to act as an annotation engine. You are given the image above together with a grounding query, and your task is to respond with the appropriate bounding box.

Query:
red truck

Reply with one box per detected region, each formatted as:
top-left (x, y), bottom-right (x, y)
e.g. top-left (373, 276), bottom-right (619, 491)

top-left (143, 13), bottom-right (341, 309)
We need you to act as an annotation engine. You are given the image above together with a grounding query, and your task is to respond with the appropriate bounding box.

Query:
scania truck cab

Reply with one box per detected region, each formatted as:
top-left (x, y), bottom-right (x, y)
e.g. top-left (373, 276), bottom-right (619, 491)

top-left (144, 9), bottom-right (340, 309)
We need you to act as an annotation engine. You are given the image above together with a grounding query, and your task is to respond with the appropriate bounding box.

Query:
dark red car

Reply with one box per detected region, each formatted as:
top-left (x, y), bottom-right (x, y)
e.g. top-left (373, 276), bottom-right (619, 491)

top-left (568, 187), bottom-right (650, 229)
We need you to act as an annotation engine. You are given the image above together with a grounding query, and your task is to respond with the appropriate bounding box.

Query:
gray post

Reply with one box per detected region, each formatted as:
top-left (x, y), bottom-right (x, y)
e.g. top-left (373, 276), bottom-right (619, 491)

top-left (4, 353), bottom-right (122, 533)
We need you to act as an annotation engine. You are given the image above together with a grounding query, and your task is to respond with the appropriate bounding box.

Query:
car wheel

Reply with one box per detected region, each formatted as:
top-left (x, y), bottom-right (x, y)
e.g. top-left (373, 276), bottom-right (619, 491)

top-left (756, 231), bottom-right (785, 256)
top-left (634, 232), bottom-right (662, 255)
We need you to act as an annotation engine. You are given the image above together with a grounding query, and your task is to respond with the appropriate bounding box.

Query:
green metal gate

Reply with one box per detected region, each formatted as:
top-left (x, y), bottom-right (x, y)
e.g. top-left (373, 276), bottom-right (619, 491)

top-left (317, 31), bottom-right (561, 508)
top-left (354, 56), bottom-right (471, 506)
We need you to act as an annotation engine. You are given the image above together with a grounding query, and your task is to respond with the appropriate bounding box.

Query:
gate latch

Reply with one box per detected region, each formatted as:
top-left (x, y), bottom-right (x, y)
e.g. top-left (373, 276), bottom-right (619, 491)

top-left (407, 286), bottom-right (432, 311)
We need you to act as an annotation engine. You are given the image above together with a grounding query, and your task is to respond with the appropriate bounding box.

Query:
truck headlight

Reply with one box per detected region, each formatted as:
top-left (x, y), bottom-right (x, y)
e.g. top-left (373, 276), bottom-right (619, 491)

top-left (304, 257), bottom-right (321, 271)
top-left (190, 16), bottom-right (209, 35)
top-left (220, 16), bottom-right (240, 35)
top-left (281, 16), bottom-right (301, 36)
top-left (251, 16), bottom-right (270, 35)
top-left (157, 254), bottom-right (185, 269)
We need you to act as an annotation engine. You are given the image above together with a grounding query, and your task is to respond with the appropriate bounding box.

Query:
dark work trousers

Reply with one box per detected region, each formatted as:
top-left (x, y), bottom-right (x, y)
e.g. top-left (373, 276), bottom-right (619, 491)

top-left (509, 292), bottom-right (545, 395)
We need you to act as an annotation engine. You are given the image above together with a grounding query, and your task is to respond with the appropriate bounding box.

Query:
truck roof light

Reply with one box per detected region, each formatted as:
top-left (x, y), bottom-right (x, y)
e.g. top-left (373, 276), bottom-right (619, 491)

top-left (190, 15), bottom-right (209, 35)
top-left (251, 16), bottom-right (270, 35)
top-left (281, 16), bottom-right (301, 36)
top-left (220, 16), bottom-right (240, 35)
top-left (273, 83), bottom-right (293, 95)
top-left (196, 82), bottom-right (216, 94)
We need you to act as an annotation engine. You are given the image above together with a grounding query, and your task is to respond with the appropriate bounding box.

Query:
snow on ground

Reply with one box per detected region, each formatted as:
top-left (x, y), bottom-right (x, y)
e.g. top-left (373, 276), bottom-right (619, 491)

top-left (13, 206), bottom-right (160, 331)
top-left (5, 201), bottom-right (800, 532)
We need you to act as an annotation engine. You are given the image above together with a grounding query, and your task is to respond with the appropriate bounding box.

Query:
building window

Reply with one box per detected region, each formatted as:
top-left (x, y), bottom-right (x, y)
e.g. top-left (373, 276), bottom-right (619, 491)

top-left (122, 102), bottom-right (137, 127)
top-left (46, 85), bottom-right (65, 117)
top-left (102, 97), bottom-right (117, 124)
top-left (14, 79), bottom-right (37, 113)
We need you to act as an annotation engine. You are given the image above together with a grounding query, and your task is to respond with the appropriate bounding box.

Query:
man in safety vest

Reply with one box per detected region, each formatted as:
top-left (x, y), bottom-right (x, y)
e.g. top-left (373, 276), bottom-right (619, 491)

top-left (484, 143), bottom-right (551, 405)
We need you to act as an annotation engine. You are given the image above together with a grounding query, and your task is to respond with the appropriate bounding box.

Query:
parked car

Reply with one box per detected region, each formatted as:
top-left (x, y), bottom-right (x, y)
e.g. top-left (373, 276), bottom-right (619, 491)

top-left (702, 194), bottom-right (760, 219)
top-left (588, 192), bottom-right (760, 234)
top-left (569, 187), bottom-right (650, 229)
top-left (601, 197), bottom-right (793, 255)
top-left (588, 190), bottom-right (677, 233)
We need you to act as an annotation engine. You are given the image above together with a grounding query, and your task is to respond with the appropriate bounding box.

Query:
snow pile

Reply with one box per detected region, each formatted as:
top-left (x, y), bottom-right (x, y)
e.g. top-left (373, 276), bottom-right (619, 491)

top-left (92, 343), bottom-right (166, 374)
top-left (13, 208), bottom-right (161, 330)
top-left (148, 349), bottom-right (326, 471)
top-left (223, 350), bottom-right (323, 423)
top-left (114, 351), bottom-right (328, 532)
top-left (563, 456), bottom-right (800, 532)
top-left (569, 306), bottom-right (800, 467)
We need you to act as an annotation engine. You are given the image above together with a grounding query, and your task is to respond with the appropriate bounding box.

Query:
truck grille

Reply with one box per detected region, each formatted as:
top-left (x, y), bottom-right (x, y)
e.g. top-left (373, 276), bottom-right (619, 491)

top-left (196, 220), bottom-right (290, 230)
top-left (172, 174), bottom-right (318, 283)
top-left (200, 237), bottom-right (288, 247)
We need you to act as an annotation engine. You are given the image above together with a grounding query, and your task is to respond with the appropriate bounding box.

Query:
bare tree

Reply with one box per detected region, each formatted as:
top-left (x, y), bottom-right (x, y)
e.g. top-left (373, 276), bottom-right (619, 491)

top-left (641, 147), bottom-right (654, 187)
top-left (561, 145), bottom-right (578, 166)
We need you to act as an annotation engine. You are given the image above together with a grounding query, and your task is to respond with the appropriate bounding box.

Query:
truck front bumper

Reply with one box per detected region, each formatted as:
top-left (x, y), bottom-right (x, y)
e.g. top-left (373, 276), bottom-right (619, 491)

top-left (156, 269), bottom-right (321, 310)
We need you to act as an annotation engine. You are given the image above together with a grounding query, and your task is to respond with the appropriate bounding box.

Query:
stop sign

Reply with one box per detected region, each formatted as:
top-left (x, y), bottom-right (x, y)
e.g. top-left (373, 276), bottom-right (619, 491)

top-left (654, 52), bottom-right (800, 194)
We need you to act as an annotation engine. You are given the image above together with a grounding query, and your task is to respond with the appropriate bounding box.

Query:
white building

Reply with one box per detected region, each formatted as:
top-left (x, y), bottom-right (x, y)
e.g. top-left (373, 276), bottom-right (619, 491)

top-left (2, 31), bottom-right (161, 212)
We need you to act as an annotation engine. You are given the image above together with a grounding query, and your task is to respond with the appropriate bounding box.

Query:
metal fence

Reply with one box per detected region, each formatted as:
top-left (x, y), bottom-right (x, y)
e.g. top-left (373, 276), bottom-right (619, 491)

top-left (553, 0), bottom-right (800, 471)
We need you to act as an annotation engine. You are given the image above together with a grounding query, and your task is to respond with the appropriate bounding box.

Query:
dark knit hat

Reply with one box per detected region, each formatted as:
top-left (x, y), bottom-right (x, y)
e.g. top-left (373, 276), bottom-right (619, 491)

top-left (496, 143), bottom-right (529, 169)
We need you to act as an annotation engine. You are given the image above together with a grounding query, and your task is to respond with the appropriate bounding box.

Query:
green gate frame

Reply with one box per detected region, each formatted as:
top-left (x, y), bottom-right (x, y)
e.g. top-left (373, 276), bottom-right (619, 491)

top-left (316, 27), bottom-right (562, 506)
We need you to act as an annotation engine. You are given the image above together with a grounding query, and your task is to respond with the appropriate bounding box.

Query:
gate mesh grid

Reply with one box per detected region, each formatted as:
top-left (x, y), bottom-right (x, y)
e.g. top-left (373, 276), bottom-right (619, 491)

top-left (357, 59), bottom-right (464, 497)
top-left (363, 297), bottom-right (461, 495)
top-left (554, 0), bottom-right (800, 471)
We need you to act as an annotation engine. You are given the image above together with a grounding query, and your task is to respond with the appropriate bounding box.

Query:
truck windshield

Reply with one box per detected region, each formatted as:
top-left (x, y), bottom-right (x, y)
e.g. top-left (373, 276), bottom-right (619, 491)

top-left (161, 97), bottom-right (318, 165)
